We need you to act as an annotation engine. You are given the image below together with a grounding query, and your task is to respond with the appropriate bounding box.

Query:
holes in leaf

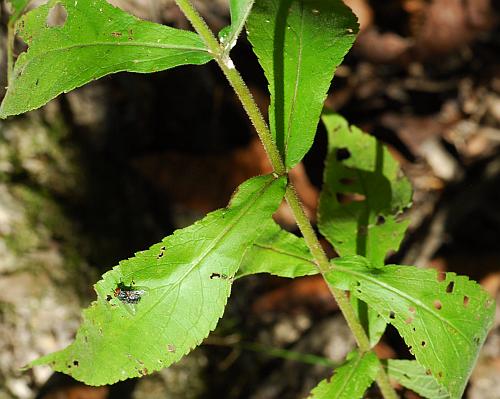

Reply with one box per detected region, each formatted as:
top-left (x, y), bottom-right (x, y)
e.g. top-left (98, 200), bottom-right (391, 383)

top-left (106, 295), bottom-right (112, 302)
top-left (463, 296), bottom-right (470, 307)
top-left (433, 300), bottom-right (442, 310)
top-left (167, 344), bottom-right (176, 353)
top-left (46, 3), bottom-right (67, 27)
top-left (210, 272), bottom-right (228, 280)
top-left (436, 271), bottom-right (446, 282)
top-left (157, 246), bottom-right (166, 259)
top-left (336, 148), bottom-right (351, 161)
top-left (339, 177), bottom-right (355, 186)
top-left (389, 311), bottom-right (396, 320)
top-left (425, 369), bottom-right (432, 376)
top-left (73, 360), bottom-right (79, 367)
top-left (446, 281), bottom-right (455, 293)
top-left (376, 215), bottom-right (386, 225)
top-left (474, 336), bottom-right (481, 345)
top-left (335, 192), bottom-right (366, 204)
top-left (421, 340), bottom-right (426, 347)
top-left (358, 225), bottom-right (368, 236)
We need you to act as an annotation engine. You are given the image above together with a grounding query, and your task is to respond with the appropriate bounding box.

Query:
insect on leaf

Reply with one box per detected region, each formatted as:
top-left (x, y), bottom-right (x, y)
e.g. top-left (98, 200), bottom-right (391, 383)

top-left (326, 256), bottom-right (496, 399)
top-left (247, 0), bottom-right (358, 168)
top-left (308, 350), bottom-right (379, 399)
top-left (237, 221), bottom-right (317, 279)
top-left (31, 174), bottom-right (286, 386)
top-left (0, 0), bottom-right (213, 118)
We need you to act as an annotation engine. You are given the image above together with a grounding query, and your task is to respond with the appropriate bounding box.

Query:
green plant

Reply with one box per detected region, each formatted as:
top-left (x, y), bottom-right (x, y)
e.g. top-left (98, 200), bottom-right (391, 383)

top-left (1, 0), bottom-right (495, 397)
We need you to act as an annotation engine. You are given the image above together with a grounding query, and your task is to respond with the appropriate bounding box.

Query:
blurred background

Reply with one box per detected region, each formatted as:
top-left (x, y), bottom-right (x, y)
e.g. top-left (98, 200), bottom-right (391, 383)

top-left (0, 0), bottom-right (499, 398)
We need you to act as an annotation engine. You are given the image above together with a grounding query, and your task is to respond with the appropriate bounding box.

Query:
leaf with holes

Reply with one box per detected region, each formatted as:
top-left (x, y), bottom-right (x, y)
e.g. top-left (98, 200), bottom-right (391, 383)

top-left (247, 0), bottom-right (357, 168)
top-left (318, 113), bottom-right (412, 266)
top-left (308, 350), bottom-right (379, 399)
top-left (30, 174), bottom-right (286, 385)
top-left (219, 0), bottom-right (255, 52)
top-left (237, 221), bottom-right (317, 278)
top-left (326, 256), bottom-right (496, 399)
top-left (387, 360), bottom-right (451, 399)
top-left (0, 0), bottom-right (213, 118)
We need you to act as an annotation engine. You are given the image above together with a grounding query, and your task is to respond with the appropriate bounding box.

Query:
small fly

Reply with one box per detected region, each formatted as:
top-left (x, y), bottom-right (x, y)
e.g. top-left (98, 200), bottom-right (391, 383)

top-left (114, 282), bottom-right (146, 304)
top-left (112, 281), bottom-right (149, 316)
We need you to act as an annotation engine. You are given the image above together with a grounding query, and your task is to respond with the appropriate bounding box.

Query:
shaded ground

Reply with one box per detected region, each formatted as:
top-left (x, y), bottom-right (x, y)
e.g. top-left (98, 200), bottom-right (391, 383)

top-left (0, 0), bottom-right (499, 398)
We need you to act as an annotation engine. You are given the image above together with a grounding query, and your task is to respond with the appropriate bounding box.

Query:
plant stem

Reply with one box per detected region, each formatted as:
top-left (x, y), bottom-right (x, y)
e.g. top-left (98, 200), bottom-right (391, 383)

top-left (7, 21), bottom-right (14, 84)
top-left (174, 1), bottom-right (398, 397)
top-left (174, 0), bottom-right (285, 175)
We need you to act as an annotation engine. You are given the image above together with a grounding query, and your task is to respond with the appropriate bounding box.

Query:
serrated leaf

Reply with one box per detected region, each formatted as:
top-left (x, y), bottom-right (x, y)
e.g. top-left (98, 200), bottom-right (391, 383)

top-left (308, 350), bottom-right (379, 399)
top-left (318, 114), bottom-right (412, 266)
top-left (31, 174), bottom-right (286, 386)
top-left (246, 0), bottom-right (357, 168)
top-left (0, 0), bottom-right (213, 118)
top-left (237, 221), bottom-right (317, 278)
top-left (219, 0), bottom-right (255, 52)
top-left (387, 360), bottom-right (451, 399)
top-left (326, 256), bottom-right (496, 399)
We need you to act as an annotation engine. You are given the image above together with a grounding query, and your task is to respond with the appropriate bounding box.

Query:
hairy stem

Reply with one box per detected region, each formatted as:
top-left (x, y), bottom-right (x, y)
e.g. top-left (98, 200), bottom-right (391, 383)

top-left (174, 1), bottom-right (398, 397)
top-left (174, 0), bottom-right (285, 175)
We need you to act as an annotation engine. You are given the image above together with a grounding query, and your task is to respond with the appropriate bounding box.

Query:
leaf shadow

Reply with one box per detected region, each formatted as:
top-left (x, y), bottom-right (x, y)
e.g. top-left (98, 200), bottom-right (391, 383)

top-left (273, 0), bottom-right (293, 162)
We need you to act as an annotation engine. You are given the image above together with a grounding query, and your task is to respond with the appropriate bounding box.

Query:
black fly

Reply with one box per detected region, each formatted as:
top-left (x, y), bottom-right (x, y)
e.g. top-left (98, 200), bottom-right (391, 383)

top-left (114, 282), bottom-right (146, 305)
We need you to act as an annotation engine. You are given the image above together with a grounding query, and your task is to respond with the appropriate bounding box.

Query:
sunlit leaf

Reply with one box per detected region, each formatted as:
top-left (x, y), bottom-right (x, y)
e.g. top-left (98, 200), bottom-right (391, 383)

top-left (352, 296), bottom-right (387, 348)
top-left (31, 174), bottom-right (286, 385)
top-left (0, 0), bottom-right (213, 118)
top-left (308, 350), bottom-right (379, 399)
top-left (318, 114), bottom-right (412, 266)
top-left (387, 360), bottom-right (451, 399)
top-left (327, 256), bottom-right (496, 399)
top-left (247, 0), bottom-right (357, 168)
top-left (237, 221), bottom-right (317, 278)
top-left (318, 114), bottom-right (413, 347)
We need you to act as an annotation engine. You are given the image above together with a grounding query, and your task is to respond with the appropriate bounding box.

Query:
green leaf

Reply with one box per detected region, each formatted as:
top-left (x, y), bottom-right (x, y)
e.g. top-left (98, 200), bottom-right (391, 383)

top-left (318, 114), bottom-right (412, 266)
top-left (237, 221), bottom-right (317, 278)
top-left (318, 114), bottom-right (412, 347)
top-left (326, 256), bottom-right (496, 399)
top-left (246, 0), bottom-right (357, 168)
top-left (387, 360), bottom-right (451, 399)
top-left (31, 174), bottom-right (286, 386)
top-left (308, 350), bottom-right (379, 399)
top-left (0, 0), bottom-right (213, 118)
top-left (219, 0), bottom-right (255, 52)
top-left (351, 297), bottom-right (387, 347)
